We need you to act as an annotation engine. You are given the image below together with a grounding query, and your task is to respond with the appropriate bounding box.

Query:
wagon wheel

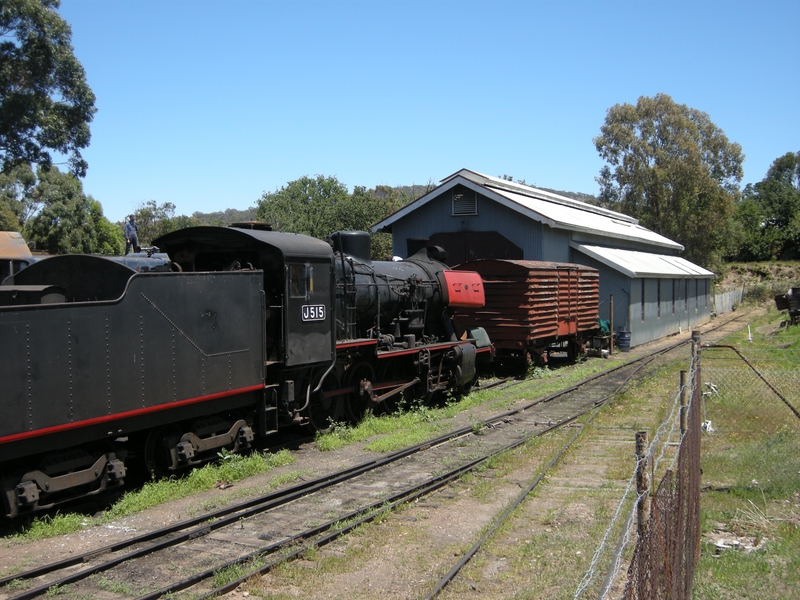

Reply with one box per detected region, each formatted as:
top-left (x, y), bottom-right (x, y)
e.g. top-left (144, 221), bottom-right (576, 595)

top-left (455, 371), bottom-right (478, 397)
top-left (306, 370), bottom-right (343, 432)
top-left (344, 361), bottom-right (376, 423)
top-left (144, 426), bottom-right (180, 479)
top-left (567, 339), bottom-right (578, 362)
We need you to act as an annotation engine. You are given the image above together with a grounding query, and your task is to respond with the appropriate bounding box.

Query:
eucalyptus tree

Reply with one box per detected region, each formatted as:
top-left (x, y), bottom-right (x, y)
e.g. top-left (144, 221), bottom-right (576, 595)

top-left (257, 175), bottom-right (350, 241)
top-left (0, 0), bottom-right (96, 177)
top-left (131, 200), bottom-right (200, 247)
top-left (733, 151), bottom-right (800, 261)
top-left (0, 162), bottom-right (36, 229)
top-left (594, 93), bottom-right (744, 269)
top-left (24, 166), bottom-right (96, 253)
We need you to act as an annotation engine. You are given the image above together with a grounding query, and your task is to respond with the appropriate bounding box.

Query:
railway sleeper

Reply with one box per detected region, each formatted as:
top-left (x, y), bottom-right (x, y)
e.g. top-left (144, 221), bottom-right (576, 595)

top-left (2, 450), bottom-right (127, 518)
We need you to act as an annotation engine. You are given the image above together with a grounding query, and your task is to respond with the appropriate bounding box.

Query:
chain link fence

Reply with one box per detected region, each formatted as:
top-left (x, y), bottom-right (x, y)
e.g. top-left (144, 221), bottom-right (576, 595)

top-left (699, 330), bottom-right (800, 503)
top-left (622, 322), bottom-right (800, 599)
top-left (622, 349), bottom-right (702, 600)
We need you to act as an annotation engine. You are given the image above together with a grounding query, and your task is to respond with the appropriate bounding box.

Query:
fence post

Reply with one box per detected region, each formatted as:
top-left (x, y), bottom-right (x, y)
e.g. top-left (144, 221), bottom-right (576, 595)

top-left (692, 331), bottom-right (702, 399)
top-left (691, 330), bottom-right (701, 359)
top-left (610, 294), bottom-right (614, 356)
top-left (635, 430), bottom-right (650, 538)
top-left (680, 370), bottom-right (689, 436)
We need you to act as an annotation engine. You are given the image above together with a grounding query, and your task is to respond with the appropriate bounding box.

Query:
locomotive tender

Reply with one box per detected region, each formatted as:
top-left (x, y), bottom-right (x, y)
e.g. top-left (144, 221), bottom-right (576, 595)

top-left (0, 224), bottom-right (490, 518)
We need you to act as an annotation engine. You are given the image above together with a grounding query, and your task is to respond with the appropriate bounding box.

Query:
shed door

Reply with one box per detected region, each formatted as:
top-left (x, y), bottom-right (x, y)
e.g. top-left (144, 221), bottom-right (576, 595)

top-left (427, 231), bottom-right (523, 266)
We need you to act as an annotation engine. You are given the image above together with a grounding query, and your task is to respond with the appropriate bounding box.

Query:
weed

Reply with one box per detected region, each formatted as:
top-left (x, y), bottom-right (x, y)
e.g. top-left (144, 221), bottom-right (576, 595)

top-left (45, 583), bottom-right (67, 596)
top-left (471, 421), bottom-right (487, 435)
top-left (211, 562), bottom-right (249, 589)
top-left (4, 578), bottom-right (30, 591)
top-left (95, 575), bottom-right (137, 595)
top-left (13, 512), bottom-right (89, 541)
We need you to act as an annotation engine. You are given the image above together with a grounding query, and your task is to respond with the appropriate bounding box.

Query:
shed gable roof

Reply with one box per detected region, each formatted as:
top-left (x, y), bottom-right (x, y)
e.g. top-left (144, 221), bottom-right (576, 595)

top-left (372, 168), bottom-right (683, 252)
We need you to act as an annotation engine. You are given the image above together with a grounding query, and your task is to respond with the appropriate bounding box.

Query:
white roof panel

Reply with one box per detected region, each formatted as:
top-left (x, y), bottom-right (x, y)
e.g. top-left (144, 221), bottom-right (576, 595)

top-left (497, 188), bottom-right (682, 250)
top-left (571, 243), bottom-right (714, 279)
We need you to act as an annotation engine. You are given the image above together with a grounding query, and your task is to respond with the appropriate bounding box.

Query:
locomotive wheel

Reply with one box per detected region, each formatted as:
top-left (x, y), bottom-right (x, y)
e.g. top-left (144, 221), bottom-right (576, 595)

top-left (375, 359), bottom-right (408, 415)
top-left (456, 373), bottom-right (477, 397)
top-left (344, 362), bottom-right (376, 423)
top-left (306, 370), bottom-right (343, 432)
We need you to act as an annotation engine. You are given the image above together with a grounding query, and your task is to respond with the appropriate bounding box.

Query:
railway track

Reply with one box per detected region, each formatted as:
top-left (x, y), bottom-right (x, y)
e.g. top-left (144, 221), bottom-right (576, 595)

top-left (0, 312), bottom-right (752, 599)
top-left (421, 310), bottom-right (753, 598)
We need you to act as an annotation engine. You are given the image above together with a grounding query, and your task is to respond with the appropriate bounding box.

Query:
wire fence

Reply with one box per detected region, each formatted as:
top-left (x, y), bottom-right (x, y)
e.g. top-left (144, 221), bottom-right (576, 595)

top-left (575, 342), bottom-right (701, 600)
top-left (621, 323), bottom-right (800, 599)
top-left (575, 317), bottom-right (800, 600)
top-left (621, 348), bottom-right (702, 600)
top-left (698, 335), bottom-right (800, 506)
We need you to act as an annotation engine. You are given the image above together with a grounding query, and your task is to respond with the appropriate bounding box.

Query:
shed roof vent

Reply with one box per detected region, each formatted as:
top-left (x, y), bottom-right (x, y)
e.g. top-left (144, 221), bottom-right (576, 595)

top-left (452, 188), bottom-right (477, 215)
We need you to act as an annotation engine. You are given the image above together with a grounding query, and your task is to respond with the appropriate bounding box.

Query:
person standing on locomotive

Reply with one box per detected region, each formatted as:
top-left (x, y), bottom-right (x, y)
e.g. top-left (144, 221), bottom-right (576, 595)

top-left (124, 215), bottom-right (140, 255)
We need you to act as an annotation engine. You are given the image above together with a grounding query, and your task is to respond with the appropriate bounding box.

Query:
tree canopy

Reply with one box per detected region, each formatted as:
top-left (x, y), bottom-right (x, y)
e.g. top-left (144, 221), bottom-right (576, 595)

top-left (594, 93), bottom-right (744, 269)
top-left (0, 162), bottom-right (36, 230)
top-left (23, 166), bottom-right (98, 253)
top-left (132, 200), bottom-right (201, 247)
top-left (731, 151), bottom-right (800, 261)
top-left (0, 164), bottom-right (121, 253)
top-left (256, 175), bottom-right (405, 260)
top-left (0, 0), bottom-right (96, 177)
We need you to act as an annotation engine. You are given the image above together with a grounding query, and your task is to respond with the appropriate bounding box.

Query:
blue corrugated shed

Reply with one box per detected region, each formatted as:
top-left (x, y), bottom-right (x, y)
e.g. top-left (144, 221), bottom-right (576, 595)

top-left (372, 168), bottom-right (714, 348)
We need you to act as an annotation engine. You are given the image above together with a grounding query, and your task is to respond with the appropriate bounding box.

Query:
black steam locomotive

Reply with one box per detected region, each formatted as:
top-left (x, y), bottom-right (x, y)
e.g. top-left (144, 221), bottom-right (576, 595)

top-left (0, 224), bottom-right (490, 518)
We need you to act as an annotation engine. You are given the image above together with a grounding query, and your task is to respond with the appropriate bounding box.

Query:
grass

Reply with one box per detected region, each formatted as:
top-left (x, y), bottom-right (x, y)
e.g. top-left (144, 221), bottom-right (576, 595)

top-left (12, 513), bottom-right (91, 541)
top-left (105, 449), bottom-right (295, 520)
top-left (314, 357), bottom-right (624, 454)
top-left (692, 309), bottom-right (800, 599)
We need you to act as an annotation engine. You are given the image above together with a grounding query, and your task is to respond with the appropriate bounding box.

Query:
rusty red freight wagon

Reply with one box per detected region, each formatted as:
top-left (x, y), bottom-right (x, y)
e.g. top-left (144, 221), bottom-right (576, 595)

top-left (453, 259), bottom-right (600, 366)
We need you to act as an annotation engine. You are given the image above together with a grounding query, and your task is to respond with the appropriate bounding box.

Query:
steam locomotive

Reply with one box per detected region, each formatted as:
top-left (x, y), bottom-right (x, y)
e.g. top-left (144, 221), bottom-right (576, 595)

top-left (0, 224), bottom-right (491, 518)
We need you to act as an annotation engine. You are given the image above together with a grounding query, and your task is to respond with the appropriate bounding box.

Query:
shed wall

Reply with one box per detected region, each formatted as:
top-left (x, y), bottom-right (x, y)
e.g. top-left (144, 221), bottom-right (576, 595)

top-left (571, 252), bottom-right (631, 335)
top-left (633, 277), bottom-right (712, 345)
top-left (391, 192), bottom-right (545, 261)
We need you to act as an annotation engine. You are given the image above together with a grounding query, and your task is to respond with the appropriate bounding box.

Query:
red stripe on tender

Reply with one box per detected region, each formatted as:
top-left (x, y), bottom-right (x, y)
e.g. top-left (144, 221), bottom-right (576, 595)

top-left (0, 384), bottom-right (266, 445)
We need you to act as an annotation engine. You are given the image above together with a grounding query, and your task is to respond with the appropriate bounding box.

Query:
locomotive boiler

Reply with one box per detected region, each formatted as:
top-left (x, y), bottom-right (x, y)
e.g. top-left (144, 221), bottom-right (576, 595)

top-left (0, 224), bottom-right (490, 518)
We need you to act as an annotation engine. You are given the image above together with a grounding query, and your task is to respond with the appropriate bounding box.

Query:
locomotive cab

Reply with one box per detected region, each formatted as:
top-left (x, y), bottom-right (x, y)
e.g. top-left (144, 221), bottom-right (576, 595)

top-left (155, 225), bottom-right (337, 429)
top-left (155, 225), bottom-right (336, 370)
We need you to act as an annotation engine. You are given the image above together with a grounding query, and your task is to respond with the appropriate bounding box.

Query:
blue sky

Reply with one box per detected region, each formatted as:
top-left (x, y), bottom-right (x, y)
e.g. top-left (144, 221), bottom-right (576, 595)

top-left (58, 0), bottom-right (799, 223)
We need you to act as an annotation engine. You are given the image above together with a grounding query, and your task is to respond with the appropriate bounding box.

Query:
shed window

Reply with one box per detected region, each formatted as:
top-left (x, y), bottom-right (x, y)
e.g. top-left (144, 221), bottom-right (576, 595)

top-left (452, 189), bottom-right (477, 215)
